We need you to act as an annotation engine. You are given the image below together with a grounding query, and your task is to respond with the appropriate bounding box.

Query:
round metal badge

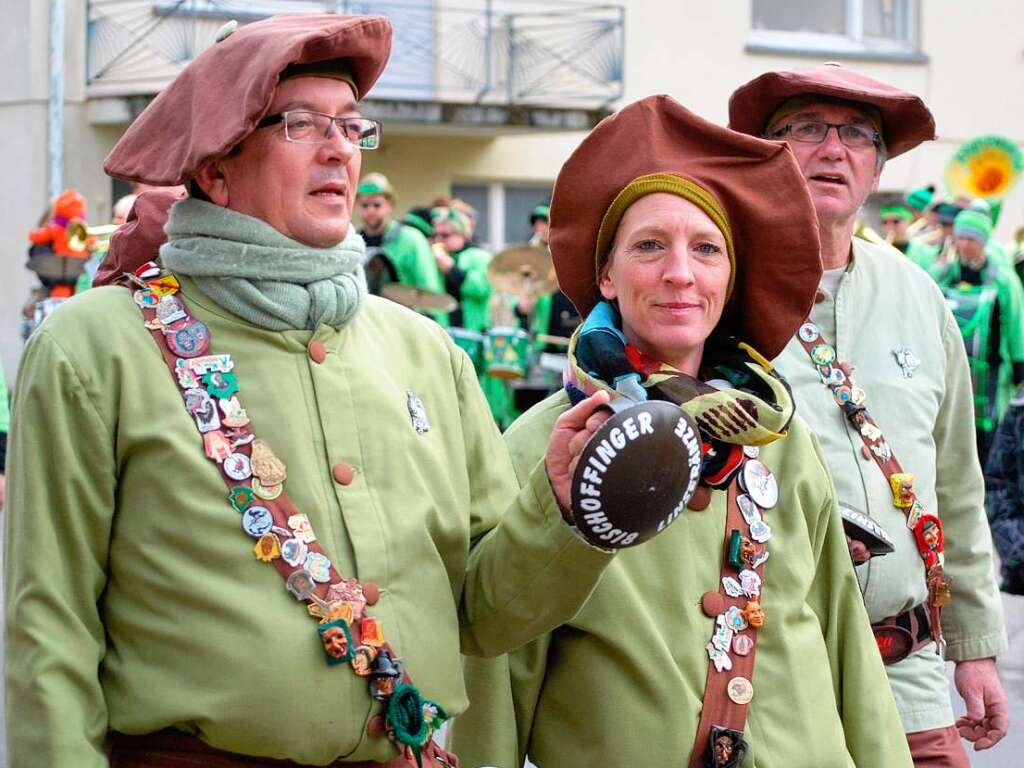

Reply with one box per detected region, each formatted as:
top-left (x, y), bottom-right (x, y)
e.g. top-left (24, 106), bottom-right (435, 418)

top-left (742, 460), bottom-right (779, 509)
top-left (252, 476), bottom-right (283, 500)
top-left (828, 367), bottom-right (847, 386)
top-left (223, 453), bottom-right (252, 481)
top-left (810, 343), bottom-right (836, 367)
top-left (727, 676), bottom-right (754, 704)
top-left (732, 634), bottom-right (754, 656)
top-left (164, 319), bottom-right (211, 359)
top-left (833, 385), bottom-right (853, 405)
top-left (798, 322), bottom-right (820, 343)
top-left (742, 445), bottom-right (760, 459)
top-left (241, 505), bottom-right (273, 537)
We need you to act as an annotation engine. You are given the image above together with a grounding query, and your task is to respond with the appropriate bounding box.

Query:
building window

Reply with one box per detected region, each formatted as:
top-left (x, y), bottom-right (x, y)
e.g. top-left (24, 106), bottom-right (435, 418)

top-left (749, 0), bottom-right (921, 60)
top-left (451, 182), bottom-right (552, 253)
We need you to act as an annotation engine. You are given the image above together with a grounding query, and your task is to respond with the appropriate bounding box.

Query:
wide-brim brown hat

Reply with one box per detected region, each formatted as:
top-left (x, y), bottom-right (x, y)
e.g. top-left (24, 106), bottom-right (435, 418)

top-left (728, 64), bottom-right (935, 158)
top-left (549, 94), bottom-right (822, 360)
top-left (105, 14), bottom-right (392, 186)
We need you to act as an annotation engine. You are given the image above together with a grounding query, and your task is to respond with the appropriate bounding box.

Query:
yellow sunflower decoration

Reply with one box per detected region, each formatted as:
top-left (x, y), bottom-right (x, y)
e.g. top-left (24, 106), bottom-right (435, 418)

top-left (946, 135), bottom-right (1023, 201)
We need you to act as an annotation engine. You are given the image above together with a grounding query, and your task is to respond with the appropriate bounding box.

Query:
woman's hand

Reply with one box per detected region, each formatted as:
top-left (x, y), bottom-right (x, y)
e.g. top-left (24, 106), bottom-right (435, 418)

top-left (545, 390), bottom-right (612, 519)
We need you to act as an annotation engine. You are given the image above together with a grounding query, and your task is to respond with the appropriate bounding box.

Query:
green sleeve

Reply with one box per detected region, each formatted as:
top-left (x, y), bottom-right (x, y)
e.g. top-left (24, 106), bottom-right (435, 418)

top-left (804, 434), bottom-right (914, 766)
top-left (4, 329), bottom-right (116, 768)
top-left (388, 226), bottom-right (449, 326)
top-left (450, 396), bottom-right (561, 767)
top-left (934, 310), bottom-right (1008, 660)
top-left (458, 247), bottom-right (493, 302)
top-left (388, 226), bottom-right (444, 295)
top-left (455, 349), bottom-right (613, 657)
top-left (905, 239), bottom-right (938, 272)
top-left (997, 273), bottom-right (1024, 364)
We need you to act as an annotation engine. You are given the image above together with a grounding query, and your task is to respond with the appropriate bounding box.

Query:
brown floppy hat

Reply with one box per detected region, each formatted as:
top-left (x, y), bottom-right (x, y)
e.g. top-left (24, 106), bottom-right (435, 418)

top-left (104, 14), bottom-right (392, 186)
top-left (728, 64), bottom-right (935, 158)
top-left (549, 94), bottom-right (822, 360)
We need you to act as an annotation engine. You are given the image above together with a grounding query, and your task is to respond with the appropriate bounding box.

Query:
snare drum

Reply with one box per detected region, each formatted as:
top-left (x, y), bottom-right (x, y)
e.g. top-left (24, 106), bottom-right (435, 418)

top-left (448, 327), bottom-right (485, 373)
top-left (484, 326), bottom-right (530, 379)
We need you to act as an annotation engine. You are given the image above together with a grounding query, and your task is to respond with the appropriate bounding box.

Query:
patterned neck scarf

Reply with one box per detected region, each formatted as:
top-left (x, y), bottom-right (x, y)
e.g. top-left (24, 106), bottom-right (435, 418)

top-left (565, 319), bottom-right (795, 448)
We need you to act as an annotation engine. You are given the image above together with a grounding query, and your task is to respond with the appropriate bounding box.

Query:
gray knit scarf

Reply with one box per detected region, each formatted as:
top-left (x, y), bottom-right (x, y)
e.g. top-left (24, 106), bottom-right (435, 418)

top-left (160, 197), bottom-right (367, 331)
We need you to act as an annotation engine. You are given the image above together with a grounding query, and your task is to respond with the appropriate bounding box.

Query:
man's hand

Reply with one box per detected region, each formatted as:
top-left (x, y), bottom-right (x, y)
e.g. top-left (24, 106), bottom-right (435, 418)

top-left (845, 535), bottom-right (871, 565)
top-left (954, 657), bottom-right (1008, 750)
top-left (431, 243), bottom-right (455, 274)
top-left (545, 390), bottom-right (611, 516)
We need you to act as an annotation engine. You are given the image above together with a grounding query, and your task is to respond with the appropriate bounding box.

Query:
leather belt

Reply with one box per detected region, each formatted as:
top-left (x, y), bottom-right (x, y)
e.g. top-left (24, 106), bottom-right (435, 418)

top-left (871, 603), bottom-right (932, 665)
top-left (107, 730), bottom-right (414, 768)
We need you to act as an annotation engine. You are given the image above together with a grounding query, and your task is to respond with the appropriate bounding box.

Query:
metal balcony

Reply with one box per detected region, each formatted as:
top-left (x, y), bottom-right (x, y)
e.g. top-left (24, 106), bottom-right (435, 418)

top-left (86, 0), bottom-right (625, 108)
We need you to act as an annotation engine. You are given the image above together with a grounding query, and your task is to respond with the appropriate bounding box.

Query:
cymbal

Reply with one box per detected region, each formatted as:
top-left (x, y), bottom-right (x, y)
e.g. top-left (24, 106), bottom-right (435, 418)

top-left (488, 244), bottom-right (556, 296)
top-left (535, 333), bottom-right (570, 348)
top-left (382, 283), bottom-right (458, 313)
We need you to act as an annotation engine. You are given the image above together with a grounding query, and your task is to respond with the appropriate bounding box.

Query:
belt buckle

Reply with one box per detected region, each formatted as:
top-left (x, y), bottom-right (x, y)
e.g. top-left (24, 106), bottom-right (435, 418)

top-left (872, 624), bottom-right (915, 665)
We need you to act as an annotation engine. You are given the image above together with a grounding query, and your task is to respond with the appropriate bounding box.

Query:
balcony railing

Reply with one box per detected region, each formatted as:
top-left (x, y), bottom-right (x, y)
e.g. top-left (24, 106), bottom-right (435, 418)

top-left (87, 0), bottom-right (625, 107)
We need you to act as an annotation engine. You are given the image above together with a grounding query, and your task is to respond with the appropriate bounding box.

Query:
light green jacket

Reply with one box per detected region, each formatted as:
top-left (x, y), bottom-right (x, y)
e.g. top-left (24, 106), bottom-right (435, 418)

top-left (450, 391), bottom-right (912, 768)
top-left (0, 356), bottom-right (8, 435)
top-left (380, 220), bottom-right (449, 326)
top-left (4, 278), bottom-right (614, 767)
top-left (774, 237), bottom-right (1007, 733)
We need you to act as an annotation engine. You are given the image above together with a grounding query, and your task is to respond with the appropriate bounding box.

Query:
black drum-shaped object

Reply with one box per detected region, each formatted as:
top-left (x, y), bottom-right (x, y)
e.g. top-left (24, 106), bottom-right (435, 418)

top-left (570, 400), bottom-right (702, 549)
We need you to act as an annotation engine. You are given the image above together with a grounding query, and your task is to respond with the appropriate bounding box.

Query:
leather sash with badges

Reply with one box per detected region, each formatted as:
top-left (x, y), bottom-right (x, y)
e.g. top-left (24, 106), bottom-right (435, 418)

top-left (796, 319), bottom-right (951, 654)
top-left (688, 449), bottom-right (775, 768)
top-left (125, 263), bottom-right (457, 768)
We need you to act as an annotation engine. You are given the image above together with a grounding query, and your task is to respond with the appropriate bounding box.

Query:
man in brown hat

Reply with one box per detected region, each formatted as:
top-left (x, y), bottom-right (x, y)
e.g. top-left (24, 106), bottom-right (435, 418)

top-left (730, 64), bottom-right (1009, 767)
top-left (4, 14), bottom-right (621, 768)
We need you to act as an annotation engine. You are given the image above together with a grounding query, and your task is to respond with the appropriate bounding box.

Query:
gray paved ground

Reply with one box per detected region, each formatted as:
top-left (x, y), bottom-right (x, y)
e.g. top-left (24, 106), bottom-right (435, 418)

top-left (948, 590), bottom-right (1024, 767)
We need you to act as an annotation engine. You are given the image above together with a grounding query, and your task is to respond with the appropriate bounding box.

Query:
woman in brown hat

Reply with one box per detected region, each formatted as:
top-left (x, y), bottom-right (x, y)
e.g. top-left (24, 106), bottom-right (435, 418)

top-left (450, 95), bottom-right (912, 767)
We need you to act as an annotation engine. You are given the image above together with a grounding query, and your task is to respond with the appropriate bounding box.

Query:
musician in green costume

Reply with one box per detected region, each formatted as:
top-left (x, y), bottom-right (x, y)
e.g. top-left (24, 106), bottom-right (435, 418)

top-left (934, 209), bottom-right (1024, 461)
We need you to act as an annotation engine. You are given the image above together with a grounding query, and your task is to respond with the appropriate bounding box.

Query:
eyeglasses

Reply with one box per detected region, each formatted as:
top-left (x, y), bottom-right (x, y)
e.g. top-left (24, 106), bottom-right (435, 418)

top-left (257, 110), bottom-right (382, 149)
top-left (772, 120), bottom-right (880, 150)
top-left (881, 218), bottom-right (903, 226)
top-left (359, 200), bottom-right (386, 209)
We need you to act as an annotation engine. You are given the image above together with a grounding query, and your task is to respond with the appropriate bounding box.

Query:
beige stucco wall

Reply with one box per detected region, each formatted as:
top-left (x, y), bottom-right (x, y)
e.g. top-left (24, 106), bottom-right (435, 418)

top-left (2, 0), bottom-right (1023, 389)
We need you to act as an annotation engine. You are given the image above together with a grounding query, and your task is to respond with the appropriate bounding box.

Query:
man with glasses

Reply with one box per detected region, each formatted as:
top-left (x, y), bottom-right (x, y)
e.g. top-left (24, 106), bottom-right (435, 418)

top-left (5, 15), bottom-right (622, 768)
top-left (879, 202), bottom-right (915, 253)
top-left (730, 65), bottom-right (1008, 767)
top-left (356, 172), bottom-right (447, 323)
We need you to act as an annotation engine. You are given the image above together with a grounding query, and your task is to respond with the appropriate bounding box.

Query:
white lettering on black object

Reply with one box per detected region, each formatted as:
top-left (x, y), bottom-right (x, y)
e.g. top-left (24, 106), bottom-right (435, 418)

top-left (658, 416), bottom-right (702, 531)
top-left (576, 410), bottom-right (702, 543)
